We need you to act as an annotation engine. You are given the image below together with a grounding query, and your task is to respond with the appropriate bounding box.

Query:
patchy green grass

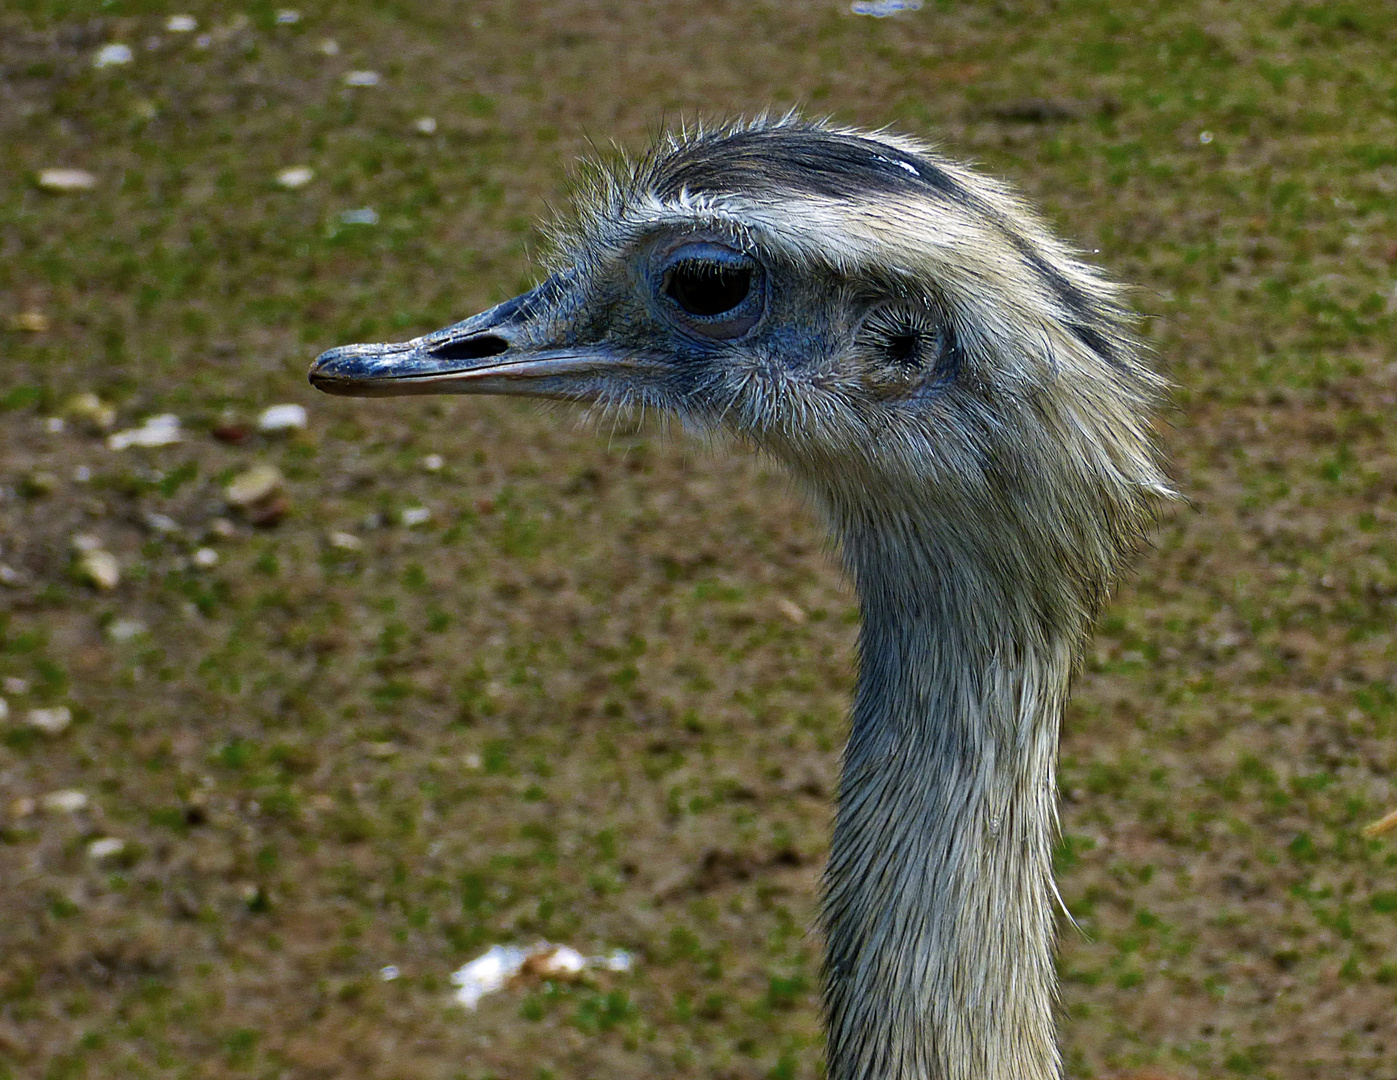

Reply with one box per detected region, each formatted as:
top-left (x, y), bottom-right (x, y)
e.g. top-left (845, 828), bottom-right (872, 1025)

top-left (2, 2), bottom-right (1396, 1078)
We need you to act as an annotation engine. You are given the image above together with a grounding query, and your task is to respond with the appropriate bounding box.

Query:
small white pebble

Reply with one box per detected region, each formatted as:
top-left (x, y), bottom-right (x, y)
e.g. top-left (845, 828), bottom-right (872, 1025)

top-left (776, 598), bottom-right (807, 624)
top-left (1199, 130), bottom-right (1214, 144)
top-left (73, 466), bottom-right (92, 483)
top-left (166, 15), bottom-right (197, 32)
top-left (225, 464), bottom-right (283, 507)
top-left (193, 547), bottom-right (219, 568)
top-left (463, 752), bottom-right (482, 770)
top-left (107, 618), bottom-right (148, 642)
top-left (413, 116), bottom-right (437, 135)
top-left (344, 70), bottom-right (380, 87)
top-left (257, 403), bottom-right (308, 431)
top-left (422, 453), bottom-right (444, 472)
top-left (850, 0), bottom-right (922, 13)
top-left (26, 706), bottom-right (71, 735)
top-left (144, 511), bottom-right (180, 535)
top-left (0, 566), bottom-right (23, 587)
top-left (41, 790), bottom-right (89, 813)
top-left (275, 9), bottom-right (301, 24)
top-left (400, 506), bottom-right (431, 527)
top-left (276, 167), bottom-right (315, 190)
top-left (108, 413), bottom-right (181, 450)
top-left (88, 837), bottom-right (126, 860)
top-left (77, 549), bottom-right (121, 590)
top-left (328, 531), bottom-right (363, 551)
top-left (319, 38), bottom-right (340, 56)
top-left (380, 965), bottom-right (400, 981)
top-left (599, 949), bottom-right (633, 972)
top-left (38, 168), bottom-right (97, 192)
top-left (339, 207), bottom-right (378, 225)
top-left (2, 677), bottom-right (28, 695)
top-left (93, 43), bottom-right (134, 68)
top-left (44, 417), bottom-right (65, 433)
top-left (71, 534), bottom-right (101, 553)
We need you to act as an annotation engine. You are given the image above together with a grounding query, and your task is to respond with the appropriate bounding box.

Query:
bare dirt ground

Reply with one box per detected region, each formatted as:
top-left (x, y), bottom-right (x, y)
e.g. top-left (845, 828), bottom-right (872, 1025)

top-left (2, 2), bottom-right (1395, 1077)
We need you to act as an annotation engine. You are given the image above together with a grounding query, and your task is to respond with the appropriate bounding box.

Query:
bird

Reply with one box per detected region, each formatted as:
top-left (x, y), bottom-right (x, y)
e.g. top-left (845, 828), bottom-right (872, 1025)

top-left (310, 114), bottom-right (1174, 1080)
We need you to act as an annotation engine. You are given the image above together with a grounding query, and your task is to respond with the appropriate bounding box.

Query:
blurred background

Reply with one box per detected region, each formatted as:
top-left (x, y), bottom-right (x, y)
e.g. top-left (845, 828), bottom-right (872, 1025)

top-left (2, 2), bottom-right (1395, 1077)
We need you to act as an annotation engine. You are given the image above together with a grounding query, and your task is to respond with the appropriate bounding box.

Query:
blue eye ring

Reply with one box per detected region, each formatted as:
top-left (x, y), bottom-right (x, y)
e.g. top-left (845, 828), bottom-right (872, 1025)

top-left (656, 241), bottom-right (766, 341)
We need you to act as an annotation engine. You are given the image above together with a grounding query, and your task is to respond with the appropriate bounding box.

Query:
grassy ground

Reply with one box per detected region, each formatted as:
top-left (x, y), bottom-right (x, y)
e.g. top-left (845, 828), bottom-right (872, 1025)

top-left (2, 1), bottom-right (1396, 1077)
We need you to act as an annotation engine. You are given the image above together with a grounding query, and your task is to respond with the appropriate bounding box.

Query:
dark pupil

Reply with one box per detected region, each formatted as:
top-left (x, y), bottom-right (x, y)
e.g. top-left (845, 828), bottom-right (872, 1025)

top-left (666, 260), bottom-right (751, 317)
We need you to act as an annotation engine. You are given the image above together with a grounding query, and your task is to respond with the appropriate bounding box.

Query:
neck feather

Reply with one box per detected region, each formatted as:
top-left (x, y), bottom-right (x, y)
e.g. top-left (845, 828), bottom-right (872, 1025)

top-left (821, 505), bottom-right (1080, 1080)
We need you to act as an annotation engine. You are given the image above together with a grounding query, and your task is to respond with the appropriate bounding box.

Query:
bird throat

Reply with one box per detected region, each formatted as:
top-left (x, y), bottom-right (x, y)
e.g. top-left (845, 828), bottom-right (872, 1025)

top-left (820, 513), bottom-right (1074, 1080)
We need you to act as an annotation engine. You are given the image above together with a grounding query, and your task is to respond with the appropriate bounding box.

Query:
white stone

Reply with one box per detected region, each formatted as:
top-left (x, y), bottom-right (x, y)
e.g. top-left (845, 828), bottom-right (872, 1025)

top-left (107, 618), bottom-right (148, 642)
top-left (319, 39), bottom-right (340, 56)
top-left (87, 837), bottom-right (126, 859)
top-left (276, 167), bottom-right (314, 190)
top-left (41, 790), bottom-right (88, 813)
top-left (380, 965), bottom-right (400, 981)
top-left (275, 9), bottom-right (301, 24)
top-left (27, 706), bottom-right (72, 734)
top-left (108, 413), bottom-right (181, 450)
top-left (776, 598), bottom-right (807, 624)
top-left (225, 464), bottom-right (283, 507)
top-left (93, 43), bottom-right (134, 68)
top-left (400, 506), bottom-right (431, 527)
top-left (257, 403), bottom-right (307, 431)
top-left (850, 0), bottom-right (921, 14)
top-left (413, 116), bottom-right (437, 135)
top-left (166, 15), bottom-right (197, 32)
top-left (339, 207), bottom-right (378, 225)
top-left (78, 549), bottom-right (121, 590)
top-left (144, 512), bottom-right (180, 534)
top-left (44, 417), bottom-right (65, 433)
top-left (193, 547), bottom-right (219, 567)
top-left (2, 677), bottom-right (28, 695)
top-left (37, 168), bottom-right (97, 192)
top-left (422, 453), bottom-right (444, 471)
top-left (344, 70), bottom-right (380, 87)
top-left (328, 531), bottom-right (362, 551)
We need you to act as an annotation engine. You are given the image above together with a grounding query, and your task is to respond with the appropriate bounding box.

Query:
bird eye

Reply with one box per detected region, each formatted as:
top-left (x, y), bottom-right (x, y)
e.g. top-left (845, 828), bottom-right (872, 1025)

top-left (658, 242), bottom-right (765, 340)
top-left (667, 261), bottom-right (751, 316)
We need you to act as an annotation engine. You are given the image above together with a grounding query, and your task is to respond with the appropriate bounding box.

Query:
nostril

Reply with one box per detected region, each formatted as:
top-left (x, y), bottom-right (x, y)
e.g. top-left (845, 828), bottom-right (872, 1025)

top-left (429, 335), bottom-right (509, 362)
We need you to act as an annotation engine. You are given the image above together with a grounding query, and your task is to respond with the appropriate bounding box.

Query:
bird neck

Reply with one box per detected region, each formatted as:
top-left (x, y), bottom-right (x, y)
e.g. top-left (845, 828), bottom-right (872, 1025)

top-left (822, 514), bottom-right (1074, 1080)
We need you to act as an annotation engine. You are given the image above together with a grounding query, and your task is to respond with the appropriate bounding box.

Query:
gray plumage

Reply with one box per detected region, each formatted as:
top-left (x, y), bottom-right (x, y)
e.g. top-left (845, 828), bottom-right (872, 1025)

top-left (311, 114), bottom-right (1175, 1080)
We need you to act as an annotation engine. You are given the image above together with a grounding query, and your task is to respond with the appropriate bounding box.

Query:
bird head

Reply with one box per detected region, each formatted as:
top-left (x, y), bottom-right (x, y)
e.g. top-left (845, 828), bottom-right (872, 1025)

top-left (311, 116), bottom-right (1172, 622)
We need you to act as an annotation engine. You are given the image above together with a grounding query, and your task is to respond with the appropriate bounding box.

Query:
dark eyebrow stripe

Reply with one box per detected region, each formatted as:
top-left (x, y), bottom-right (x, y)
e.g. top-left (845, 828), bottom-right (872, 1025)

top-left (653, 129), bottom-right (978, 207)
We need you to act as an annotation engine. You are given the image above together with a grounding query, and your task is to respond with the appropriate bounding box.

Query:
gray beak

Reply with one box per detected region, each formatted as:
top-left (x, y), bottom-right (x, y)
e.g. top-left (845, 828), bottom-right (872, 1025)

top-left (308, 275), bottom-right (619, 400)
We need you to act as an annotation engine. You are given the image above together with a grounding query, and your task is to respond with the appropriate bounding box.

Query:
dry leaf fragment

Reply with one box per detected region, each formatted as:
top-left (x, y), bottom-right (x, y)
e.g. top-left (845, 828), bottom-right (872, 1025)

top-left (1362, 808), bottom-right (1397, 838)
